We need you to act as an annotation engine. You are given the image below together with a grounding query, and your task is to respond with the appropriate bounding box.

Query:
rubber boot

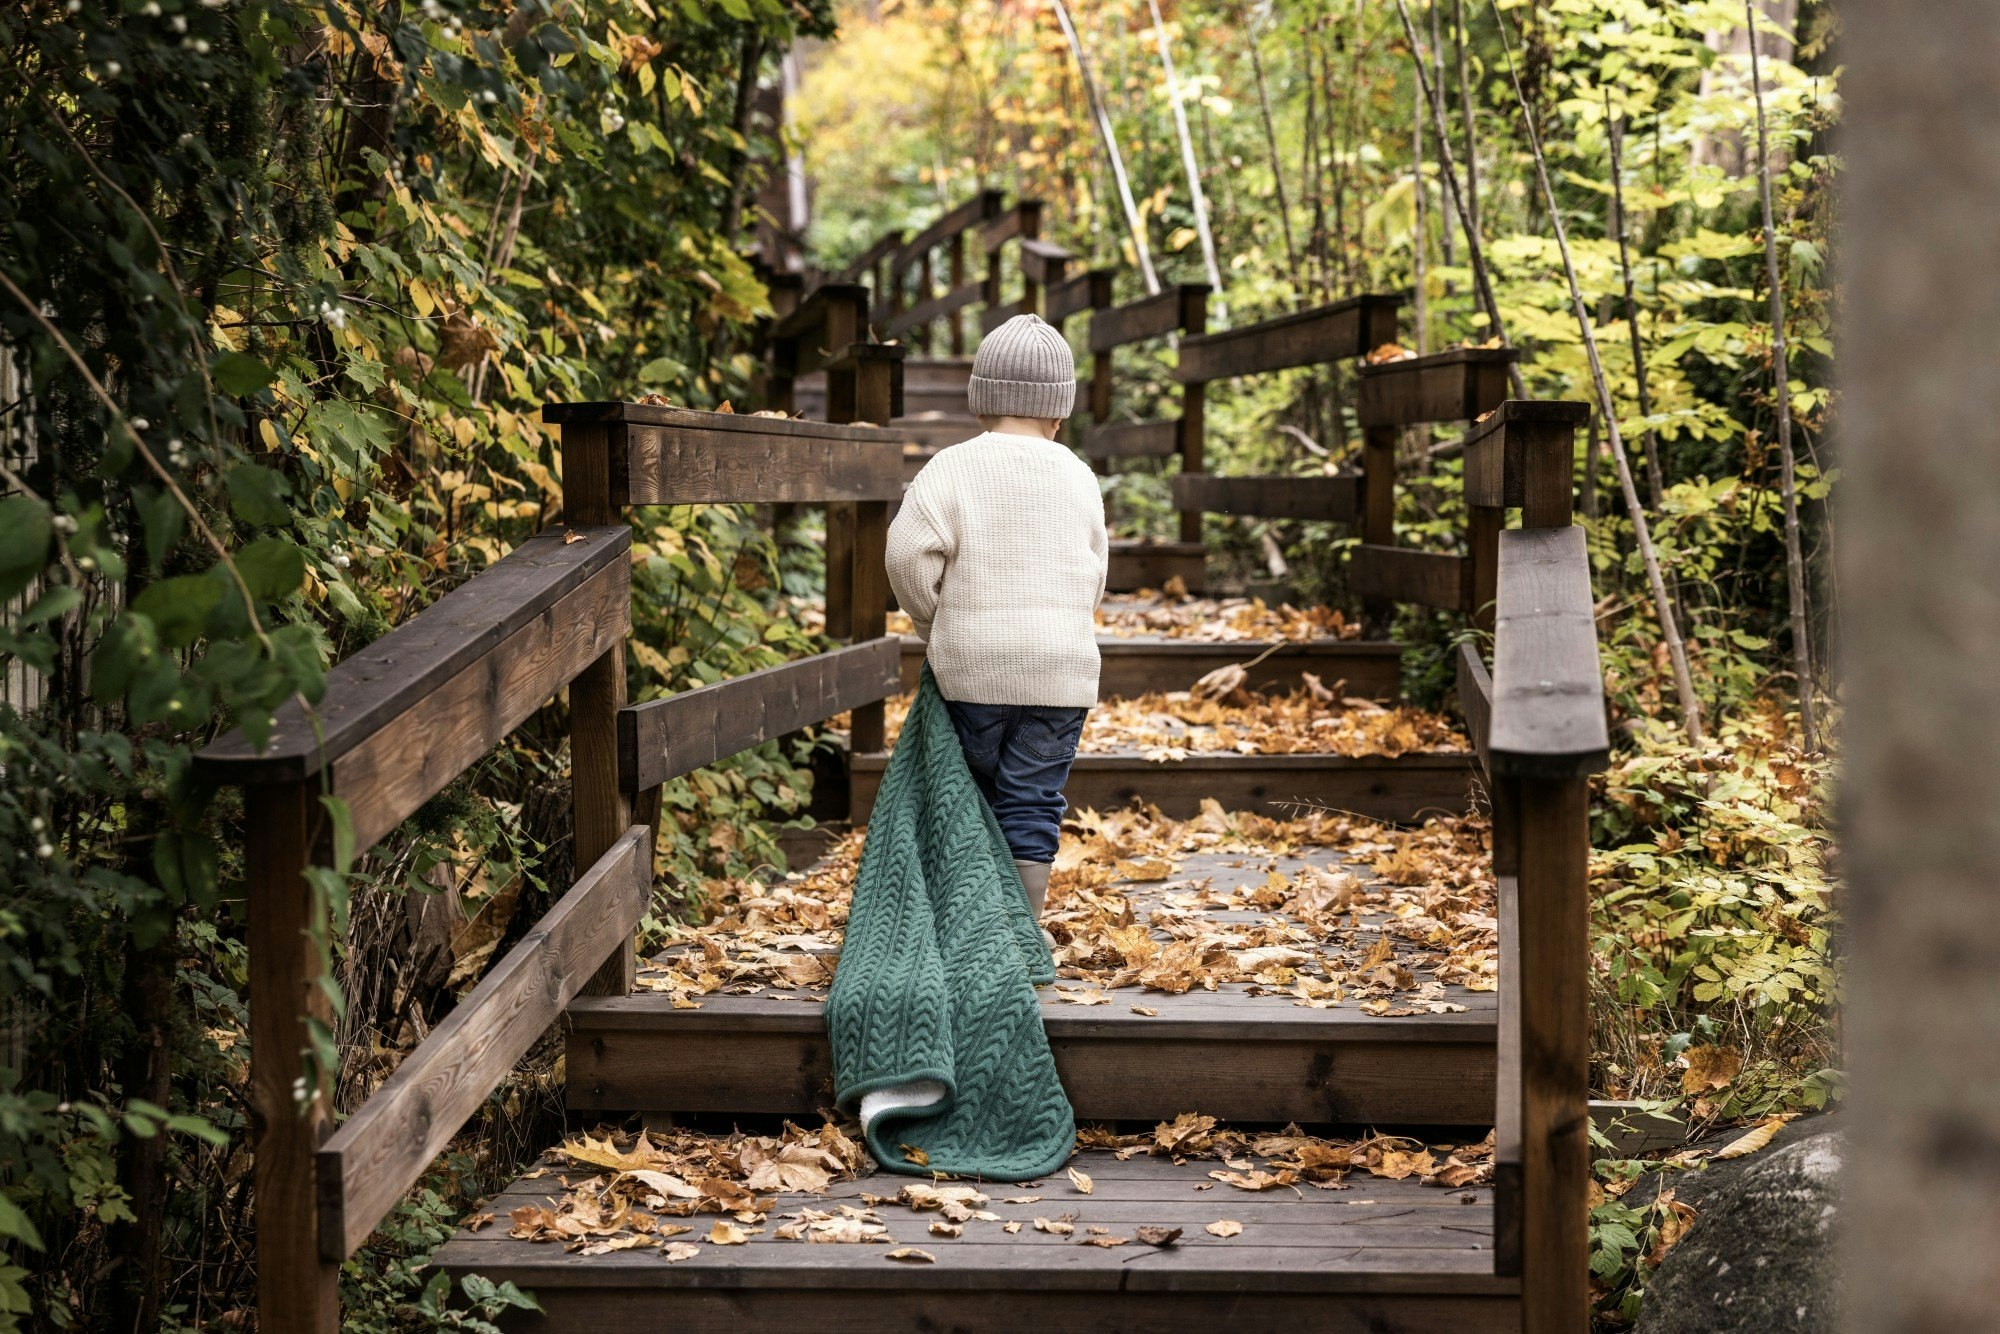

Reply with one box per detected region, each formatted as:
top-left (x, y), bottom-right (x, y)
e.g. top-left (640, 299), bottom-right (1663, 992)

top-left (1015, 860), bottom-right (1057, 950)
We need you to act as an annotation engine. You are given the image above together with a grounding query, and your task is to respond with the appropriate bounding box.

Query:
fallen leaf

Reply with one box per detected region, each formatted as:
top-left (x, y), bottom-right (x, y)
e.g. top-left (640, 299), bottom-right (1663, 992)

top-left (1206, 1219), bottom-right (1243, 1238)
top-left (1067, 1166), bottom-right (1095, 1195)
top-left (1130, 1005), bottom-right (1159, 1017)
top-left (1003, 1220), bottom-right (1023, 1234)
top-left (1079, 1235), bottom-right (1130, 1247)
top-left (707, 1221), bottom-right (750, 1246)
top-left (563, 530), bottom-right (587, 545)
top-left (662, 1242), bottom-right (701, 1262)
top-left (929, 1221), bottom-right (962, 1238)
top-left (1033, 1217), bottom-right (1074, 1236)
top-left (1135, 1226), bottom-right (1183, 1247)
top-left (900, 1144), bottom-right (930, 1167)
top-left (1680, 1045), bottom-right (1742, 1095)
top-left (884, 1248), bottom-right (935, 1263)
top-left (1711, 1118), bottom-right (1784, 1161)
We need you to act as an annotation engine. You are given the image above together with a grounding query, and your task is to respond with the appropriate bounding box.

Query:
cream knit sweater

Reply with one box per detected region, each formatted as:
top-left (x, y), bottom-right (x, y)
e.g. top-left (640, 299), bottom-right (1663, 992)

top-left (885, 431), bottom-right (1109, 708)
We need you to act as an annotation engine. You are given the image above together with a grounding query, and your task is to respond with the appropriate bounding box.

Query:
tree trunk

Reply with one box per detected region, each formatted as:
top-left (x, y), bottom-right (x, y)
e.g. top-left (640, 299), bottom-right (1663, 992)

top-left (1841, 5), bottom-right (2000, 1327)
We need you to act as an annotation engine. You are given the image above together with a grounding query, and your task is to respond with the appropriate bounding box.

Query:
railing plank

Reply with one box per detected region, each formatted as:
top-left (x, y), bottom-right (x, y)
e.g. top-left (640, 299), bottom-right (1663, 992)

top-left (1489, 526), bottom-right (1610, 777)
top-left (335, 557), bottom-right (629, 849)
top-left (619, 638), bottom-right (903, 792)
top-left (1088, 286), bottom-right (1206, 352)
top-left (315, 826), bottom-right (651, 1261)
top-left (1456, 642), bottom-right (1493, 776)
top-left (1349, 545), bottom-right (1472, 613)
top-left (1018, 238), bottom-right (1071, 287)
top-left (768, 282), bottom-right (869, 353)
top-left (195, 525), bottom-right (630, 785)
top-left (1078, 419), bottom-right (1180, 460)
top-left (1171, 473), bottom-right (1360, 522)
top-left (1491, 870), bottom-right (1523, 1278)
top-left (1357, 348), bottom-right (1519, 428)
top-left (1174, 295), bottom-right (1402, 383)
top-left (611, 408), bottom-right (905, 505)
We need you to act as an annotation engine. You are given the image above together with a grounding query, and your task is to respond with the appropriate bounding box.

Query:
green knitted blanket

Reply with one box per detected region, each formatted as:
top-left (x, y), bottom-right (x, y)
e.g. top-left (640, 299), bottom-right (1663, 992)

top-left (827, 668), bottom-right (1076, 1181)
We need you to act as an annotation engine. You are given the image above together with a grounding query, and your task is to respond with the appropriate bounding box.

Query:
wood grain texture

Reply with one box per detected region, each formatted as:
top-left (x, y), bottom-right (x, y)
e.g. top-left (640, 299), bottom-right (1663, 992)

top-left (1088, 285), bottom-right (1207, 351)
top-left (622, 418), bottom-right (904, 505)
top-left (334, 558), bottom-right (630, 850)
top-left (1456, 643), bottom-right (1493, 776)
top-left (1079, 419), bottom-right (1180, 460)
top-left (316, 827), bottom-right (650, 1260)
top-left (195, 525), bottom-right (630, 782)
top-left (1492, 871), bottom-right (1523, 1278)
top-left (245, 782), bottom-right (339, 1333)
top-left (1357, 349), bottom-right (1519, 428)
top-left (846, 501), bottom-right (892, 754)
top-left (1349, 545), bottom-right (1473, 615)
top-left (1174, 294), bottom-right (1402, 383)
top-left (622, 639), bottom-right (902, 791)
top-left (1018, 237), bottom-right (1072, 286)
top-left (1515, 778), bottom-right (1591, 1333)
top-left (1170, 473), bottom-right (1361, 522)
top-left (1489, 527), bottom-right (1611, 777)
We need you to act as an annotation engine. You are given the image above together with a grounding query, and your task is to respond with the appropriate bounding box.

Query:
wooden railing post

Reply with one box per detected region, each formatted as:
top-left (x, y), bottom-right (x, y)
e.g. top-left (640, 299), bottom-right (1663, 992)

top-left (1514, 772), bottom-right (1592, 1333)
top-left (948, 232), bottom-right (967, 356)
top-left (246, 780), bottom-right (339, 1333)
top-left (1176, 285), bottom-right (1209, 545)
top-left (1360, 423), bottom-right (1397, 631)
top-left (1017, 200), bottom-right (1044, 315)
top-left (562, 421), bottom-right (636, 995)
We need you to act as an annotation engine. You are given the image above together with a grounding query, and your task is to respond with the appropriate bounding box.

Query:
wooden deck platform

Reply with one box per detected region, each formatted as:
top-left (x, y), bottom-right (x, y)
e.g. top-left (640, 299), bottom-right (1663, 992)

top-left (568, 847), bottom-right (1497, 1127)
top-left (434, 1150), bottom-right (1517, 1331)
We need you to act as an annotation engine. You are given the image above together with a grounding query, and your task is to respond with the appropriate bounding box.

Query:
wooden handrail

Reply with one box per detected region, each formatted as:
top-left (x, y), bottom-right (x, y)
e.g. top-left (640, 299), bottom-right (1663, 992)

top-left (619, 636), bottom-right (902, 792)
top-left (1489, 526), bottom-right (1612, 777)
top-left (549, 403), bottom-right (906, 506)
top-left (1455, 641), bottom-right (1493, 774)
top-left (1357, 346), bottom-right (1519, 428)
top-left (315, 825), bottom-right (650, 1260)
top-left (1087, 284), bottom-right (1209, 352)
top-left (893, 188), bottom-right (1006, 270)
top-left (1174, 294), bottom-right (1402, 383)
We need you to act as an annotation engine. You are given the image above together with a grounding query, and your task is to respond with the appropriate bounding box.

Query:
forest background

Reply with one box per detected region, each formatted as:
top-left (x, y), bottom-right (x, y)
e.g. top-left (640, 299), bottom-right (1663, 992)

top-left (0, 0), bottom-right (1836, 1327)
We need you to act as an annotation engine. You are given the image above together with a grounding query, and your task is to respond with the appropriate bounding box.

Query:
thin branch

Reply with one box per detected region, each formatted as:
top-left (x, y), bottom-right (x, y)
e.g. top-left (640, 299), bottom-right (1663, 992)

top-left (1050, 0), bottom-right (1159, 293)
top-left (1146, 0), bottom-right (1224, 307)
top-left (1745, 0), bottom-right (1819, 752)
top-left (1487, 0), bottom-right (1705, 743)
top-left (1604, 92), bottom-right (1666, 511)
top-left (1233, 0), bottom-right (1300, 297)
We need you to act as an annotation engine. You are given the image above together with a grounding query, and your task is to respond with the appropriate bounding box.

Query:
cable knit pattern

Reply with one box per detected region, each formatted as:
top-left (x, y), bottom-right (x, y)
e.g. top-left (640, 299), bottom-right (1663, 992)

top-left (885, 431), bottom-right (1108, 708)
top-left (827, 667), bottom-right (1076, 1181)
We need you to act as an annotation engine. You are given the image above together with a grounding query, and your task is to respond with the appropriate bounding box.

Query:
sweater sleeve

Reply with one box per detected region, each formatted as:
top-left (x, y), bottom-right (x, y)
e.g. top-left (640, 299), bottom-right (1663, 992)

top-left (886, 483), bottom-right (950, 641)
top-left (1089, 478), bottom-right (1110, 608)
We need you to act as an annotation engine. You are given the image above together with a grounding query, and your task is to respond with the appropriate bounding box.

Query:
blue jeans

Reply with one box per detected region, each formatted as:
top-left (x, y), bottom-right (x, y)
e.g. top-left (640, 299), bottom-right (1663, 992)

top-left (941, 699), bottom-right (1088, 864)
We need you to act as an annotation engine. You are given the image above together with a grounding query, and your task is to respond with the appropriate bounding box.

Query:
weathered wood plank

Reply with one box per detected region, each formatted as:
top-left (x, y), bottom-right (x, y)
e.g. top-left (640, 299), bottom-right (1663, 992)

top-left (1080, 418), bottom-right (1180, 460)
top-left (621, 639), bottom-right (901, 792)
top-left (335, 552), bottom-right (630, 850)
top-left (1175, 295), bottom-right (1403, 383)
top-left (885, 281), bottom-right (984, 338)
top-left (1456, 643), bottom-right (1493, 776)
top-left (1047, 268), bottom-right (1115, 324)
top-left (769, 282), bottom-right (870, 346)
top-left (1461, 400), bottom-right (1591, 510)
top-left (1357, 349), bottom-right (1519, 428)
top-left (317, 827), bottom-right (650, 1260)
top-left (1171, 473), bottom-right (1361, 522)
top-left (900, 636), bottom-right (1403, 699)
top-left (979, 199), bottom-right (1040, 251)
top-left (1089, 286), bottom-right (1207, 352)
top-left (620, 416), bottom-right (905, 505)
top-left (195, 525), bottom-right (630, 783)
top-left (1489, 527), bottom-right (1610, 777)
top-left (850, 749), bottom-right (1474, 824)
top-left (1349, 545), bottom-right (1473, 614)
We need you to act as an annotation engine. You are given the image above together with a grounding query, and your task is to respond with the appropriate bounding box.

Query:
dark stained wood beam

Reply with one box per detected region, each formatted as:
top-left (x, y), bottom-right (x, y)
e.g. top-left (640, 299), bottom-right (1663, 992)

top-left (1488, 526), bottom-right (1610, 777)
top-left (1357, 348), bottom-right (1519, 428)
top-left (1171, 473), bottom-right (1361, 522)
top-left (1349, 544), bottom-right (1473, 614)
top-left (1175, 295), bottom-right (1403, 383)
top-left (1088, 285), bottom-right (1209, 352)
top-left (619, 638), bottom-right (903, 792)
top-left (1077, 418), bottom-right (1180, 460)
top-left (315, 826), bottom-right (650, 1260)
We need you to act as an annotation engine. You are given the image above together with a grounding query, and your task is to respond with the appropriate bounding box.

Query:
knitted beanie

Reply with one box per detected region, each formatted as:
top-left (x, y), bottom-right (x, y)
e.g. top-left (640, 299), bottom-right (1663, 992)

top-left (967, 314), bottom-right (1076, 419)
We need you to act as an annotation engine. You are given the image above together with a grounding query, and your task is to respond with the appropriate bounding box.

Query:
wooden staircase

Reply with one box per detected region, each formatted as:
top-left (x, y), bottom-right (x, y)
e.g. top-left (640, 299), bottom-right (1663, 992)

top-left (195, 188), bottom-right (1609, 1333)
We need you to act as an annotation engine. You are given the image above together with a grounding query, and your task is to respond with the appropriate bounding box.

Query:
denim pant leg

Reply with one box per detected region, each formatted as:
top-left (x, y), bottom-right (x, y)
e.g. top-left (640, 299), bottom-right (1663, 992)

top-left (986, 707), bottom-right (1087, 863)
top-left (942, 699), bottom-right (1013, 820)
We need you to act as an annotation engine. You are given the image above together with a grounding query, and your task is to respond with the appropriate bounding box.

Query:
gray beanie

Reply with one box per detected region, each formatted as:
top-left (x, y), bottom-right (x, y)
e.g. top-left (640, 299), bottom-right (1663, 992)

top-left (967, 314), bottom-right (1076, 419)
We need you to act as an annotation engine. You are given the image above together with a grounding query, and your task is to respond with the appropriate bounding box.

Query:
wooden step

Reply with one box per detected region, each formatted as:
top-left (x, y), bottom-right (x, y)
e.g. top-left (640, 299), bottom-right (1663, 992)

top-left (895, 634), bottom-right (1403, 700)
top-left (850, 749), bottom-right (1474, 824)
top-left (434, 1151), bottom-right (1518, 1330)
top-left (568, 847), bottom-right (1494, 1127)
top-left (1108, 540), bottom-right (1206, 593)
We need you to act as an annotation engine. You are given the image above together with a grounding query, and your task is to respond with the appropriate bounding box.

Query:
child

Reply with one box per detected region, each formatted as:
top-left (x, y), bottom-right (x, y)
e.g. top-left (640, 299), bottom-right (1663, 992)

top-left (885, 314), bottom-right (1108, 928)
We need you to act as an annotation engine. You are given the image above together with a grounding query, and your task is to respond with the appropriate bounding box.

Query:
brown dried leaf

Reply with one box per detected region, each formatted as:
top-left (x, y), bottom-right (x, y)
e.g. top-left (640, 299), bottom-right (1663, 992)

top-left (1205, 1219), bottom-right (1244, 1238)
